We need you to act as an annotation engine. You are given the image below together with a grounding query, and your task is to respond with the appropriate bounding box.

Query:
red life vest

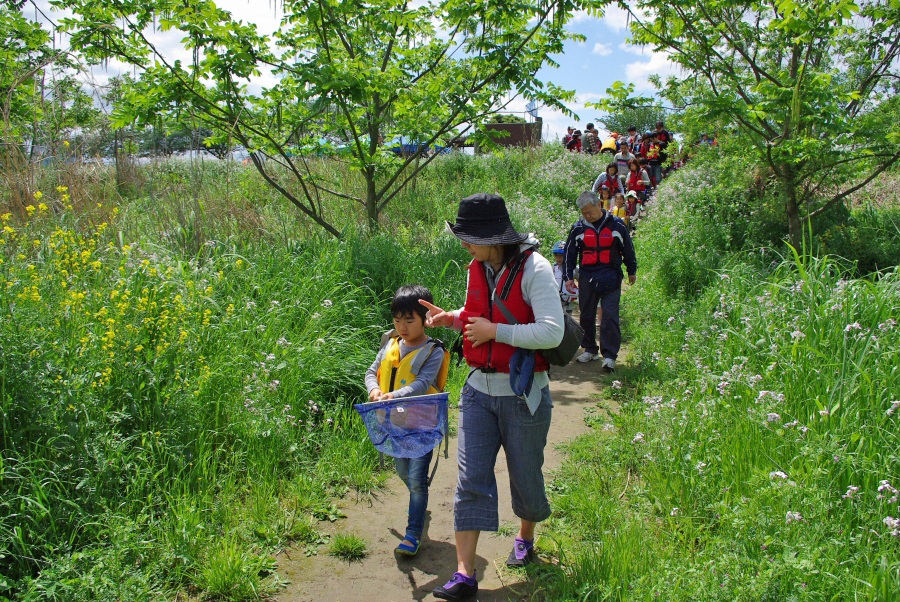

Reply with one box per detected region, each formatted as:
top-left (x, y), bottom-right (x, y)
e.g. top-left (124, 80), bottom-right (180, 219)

top-left (594, 174), bottom-right (619, 194)
top-left (627, 170), bottom-right (646, 192)
top-left (579, 217), bottom-right (616, 267)
top-left (462, 252), bottom-right (549, 373)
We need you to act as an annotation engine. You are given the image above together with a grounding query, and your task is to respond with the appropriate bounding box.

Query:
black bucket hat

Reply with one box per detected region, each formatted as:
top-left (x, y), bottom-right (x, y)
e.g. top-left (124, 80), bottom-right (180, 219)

top-left (446, 193), bottom-right (528, 246)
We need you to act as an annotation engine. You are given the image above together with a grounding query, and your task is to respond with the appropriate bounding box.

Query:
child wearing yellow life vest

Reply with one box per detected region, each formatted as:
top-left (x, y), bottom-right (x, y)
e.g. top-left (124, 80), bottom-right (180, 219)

top-left (611, 193), bottom-right (628, 224)
top-left (364, 284), bottom-right (449, 557)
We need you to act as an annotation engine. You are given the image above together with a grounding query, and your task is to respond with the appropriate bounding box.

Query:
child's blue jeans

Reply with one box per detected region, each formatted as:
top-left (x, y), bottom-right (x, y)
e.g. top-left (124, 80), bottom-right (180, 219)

top-left (395, 449), bottom-right (433, 538)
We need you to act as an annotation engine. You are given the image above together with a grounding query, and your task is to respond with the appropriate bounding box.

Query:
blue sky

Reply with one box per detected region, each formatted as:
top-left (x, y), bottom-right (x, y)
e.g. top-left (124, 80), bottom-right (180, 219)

top-left (34, 1), bottom-right (676, 142)
top-left (525, 7), bottom-right (678, 140)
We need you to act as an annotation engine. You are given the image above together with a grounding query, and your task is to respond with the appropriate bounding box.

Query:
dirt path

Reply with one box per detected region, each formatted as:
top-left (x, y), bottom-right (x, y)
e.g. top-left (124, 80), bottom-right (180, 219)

top-left (276, 358), bottom-right (612, 602)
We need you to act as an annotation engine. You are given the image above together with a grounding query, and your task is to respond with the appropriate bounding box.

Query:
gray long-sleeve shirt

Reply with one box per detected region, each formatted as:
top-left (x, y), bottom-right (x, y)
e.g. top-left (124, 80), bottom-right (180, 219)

top-left (365, 337), bottom-right (445, 399)
top-left (450, 240), bottom-right (564, 414)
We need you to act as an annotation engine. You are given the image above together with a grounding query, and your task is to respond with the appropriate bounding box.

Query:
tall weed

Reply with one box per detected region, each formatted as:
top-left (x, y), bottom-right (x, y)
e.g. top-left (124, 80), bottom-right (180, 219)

top-left (0, 145), bottom-right (594, 598)
top-left (542, 254), bottom-right (900, 600)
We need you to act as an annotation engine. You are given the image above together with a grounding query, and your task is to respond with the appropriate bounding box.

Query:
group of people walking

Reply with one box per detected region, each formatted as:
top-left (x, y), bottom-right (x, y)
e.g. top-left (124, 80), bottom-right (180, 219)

top-left (563, 121), bottom-right (675, 231)
top-left (364, 182), bottom-right (638, 598)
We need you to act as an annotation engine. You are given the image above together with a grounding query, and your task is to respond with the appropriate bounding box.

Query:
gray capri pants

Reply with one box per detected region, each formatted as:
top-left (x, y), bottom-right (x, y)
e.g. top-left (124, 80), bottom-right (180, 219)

top-left (453, 382), bottom-right (553, 532)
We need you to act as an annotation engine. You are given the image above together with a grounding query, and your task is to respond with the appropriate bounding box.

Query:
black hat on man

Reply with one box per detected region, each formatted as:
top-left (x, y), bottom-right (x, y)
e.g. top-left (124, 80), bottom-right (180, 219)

top-left (446, 193), bottom-right (528, 246)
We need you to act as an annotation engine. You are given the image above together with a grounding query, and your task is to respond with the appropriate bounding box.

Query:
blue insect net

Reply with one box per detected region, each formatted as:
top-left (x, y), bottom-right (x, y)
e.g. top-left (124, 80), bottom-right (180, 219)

top-left (354, 393), bottom-right (448, 459)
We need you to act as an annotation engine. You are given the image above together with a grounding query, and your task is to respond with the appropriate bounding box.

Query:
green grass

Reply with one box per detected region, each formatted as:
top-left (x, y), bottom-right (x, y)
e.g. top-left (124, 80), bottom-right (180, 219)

top-left (328, 533), bottom-right (368, 562)
top-left (0, 146), bottom-right (588, 599)
top-left (538, 165), bottom-right (900, 600)
top-left (5, 146), bottom-right (897, 600)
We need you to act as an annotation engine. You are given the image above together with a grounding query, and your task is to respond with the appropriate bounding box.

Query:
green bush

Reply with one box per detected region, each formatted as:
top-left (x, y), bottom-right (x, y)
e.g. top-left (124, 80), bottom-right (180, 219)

top-left (818, 206), bottom-right (900, 276)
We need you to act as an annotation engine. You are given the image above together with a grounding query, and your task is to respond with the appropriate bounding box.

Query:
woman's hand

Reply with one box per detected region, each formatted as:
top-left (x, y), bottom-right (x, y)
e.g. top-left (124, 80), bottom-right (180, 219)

top-left (465, 316), bottom-right (497, 348)
top-left (419, 300), bottom-right (454, 329)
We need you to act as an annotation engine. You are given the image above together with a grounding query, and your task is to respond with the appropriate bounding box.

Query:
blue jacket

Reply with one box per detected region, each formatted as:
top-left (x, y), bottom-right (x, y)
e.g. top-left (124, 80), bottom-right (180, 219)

top-left (562, 212), bottom-right (637, 282)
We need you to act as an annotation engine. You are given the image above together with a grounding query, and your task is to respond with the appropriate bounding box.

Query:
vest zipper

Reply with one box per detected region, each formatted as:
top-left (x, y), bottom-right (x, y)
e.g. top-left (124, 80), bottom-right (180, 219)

top-left (486, 290), bottom-right (493, 370)
top-left (389, 366), bottom-right (398, 391)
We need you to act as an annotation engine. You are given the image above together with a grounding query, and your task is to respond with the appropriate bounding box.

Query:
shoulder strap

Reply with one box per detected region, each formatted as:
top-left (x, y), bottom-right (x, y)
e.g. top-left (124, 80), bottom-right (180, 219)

top-left (407, 340), bottom-right (437, 375)
top-left (498, 250), bottom-right (531, 301)
top-left (494, 297), bottom-right (518, 325)
top-left (379, 329), bottom-right (397, 348)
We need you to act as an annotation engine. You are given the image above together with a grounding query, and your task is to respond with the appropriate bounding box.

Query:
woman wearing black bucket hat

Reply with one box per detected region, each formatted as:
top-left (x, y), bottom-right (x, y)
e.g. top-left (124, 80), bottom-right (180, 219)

top-left (420, 193), bottom-right (564, 600)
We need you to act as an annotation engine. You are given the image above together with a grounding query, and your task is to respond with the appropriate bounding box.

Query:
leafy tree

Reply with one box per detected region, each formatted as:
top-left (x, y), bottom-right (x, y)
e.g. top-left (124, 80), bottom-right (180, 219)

top-left (54, 0), bottom-right (605, 235)
top-left (596, 98), bottom-right (668, 135)
top-left (602, 0), bottom-right (900, 246)
top-left (0, 5), bottom-right (68, 146)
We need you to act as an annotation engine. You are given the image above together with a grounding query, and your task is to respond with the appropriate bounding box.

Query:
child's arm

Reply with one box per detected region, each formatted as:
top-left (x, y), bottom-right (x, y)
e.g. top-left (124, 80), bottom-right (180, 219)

top-left (383, 347), bottom-right (445, 399)
top-left (364, 345), bottom-right (388, 401)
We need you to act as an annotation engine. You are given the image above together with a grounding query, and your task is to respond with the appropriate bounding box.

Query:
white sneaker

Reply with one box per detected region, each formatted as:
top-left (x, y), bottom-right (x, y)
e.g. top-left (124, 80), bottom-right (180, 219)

top-left (576, 351), bottom-right (601, 363)
top-left (601, 357), bottom-right (616, 371)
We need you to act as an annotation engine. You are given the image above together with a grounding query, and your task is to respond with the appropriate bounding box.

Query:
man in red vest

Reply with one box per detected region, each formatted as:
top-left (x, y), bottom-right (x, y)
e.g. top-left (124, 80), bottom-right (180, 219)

top-left (562, 191), bottom-right (637, 371)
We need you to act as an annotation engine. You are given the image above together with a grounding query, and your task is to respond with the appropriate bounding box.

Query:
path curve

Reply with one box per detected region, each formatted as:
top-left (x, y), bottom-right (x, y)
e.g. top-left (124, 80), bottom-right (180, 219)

top-left (276, 359), bottom-right (610, 602)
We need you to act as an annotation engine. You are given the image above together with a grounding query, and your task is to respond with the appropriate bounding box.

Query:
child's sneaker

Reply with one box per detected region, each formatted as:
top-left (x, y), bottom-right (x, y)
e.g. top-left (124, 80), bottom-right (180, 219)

top-left (433, 571), bottom-right (477, 600)
top-left (395, 534), bottom-right (420, 556)
top-left (577, 351), bottom-right (601, 363)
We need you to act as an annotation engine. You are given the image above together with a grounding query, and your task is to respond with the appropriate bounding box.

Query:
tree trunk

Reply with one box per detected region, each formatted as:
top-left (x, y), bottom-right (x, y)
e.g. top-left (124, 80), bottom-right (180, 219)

top-left (114, 129), bottom-right (122, 188)
top-left (784, 178), bottom-right (802, 249)
top-left (365, 168), bottom-right (378, 232)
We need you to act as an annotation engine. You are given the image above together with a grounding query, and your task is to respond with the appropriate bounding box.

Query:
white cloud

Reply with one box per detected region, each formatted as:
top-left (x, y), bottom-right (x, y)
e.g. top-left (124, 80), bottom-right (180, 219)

top-left (570, 10), bottom-right (602, 24)
top-left (593, 43), bottom-right (612, 56)
top-left (602, 4), bottom-right (630, 31)
top-left (575, 92), bottom-right (605, 103)
top-left (618, 41), bottom-right (652, 55)
top-left (625, 52), bottom-right (680, 92)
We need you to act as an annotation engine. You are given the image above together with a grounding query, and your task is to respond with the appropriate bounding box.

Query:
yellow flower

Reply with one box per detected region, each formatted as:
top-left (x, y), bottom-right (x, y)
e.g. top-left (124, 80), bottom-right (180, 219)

top-left (63, 141), bottom-right (69, 147)
top-left (33, 191), bottom-right (42, 201)
top-left (25, 205), bottom-right (35, 216)
top-left (38, 203), bottom-right (47, 212)
top-left (235, 259), bottom-right (243, 268)
top-left (3, 226), bottom-right (15, 234)
top-left (134, 345), bottom-right (144, 352)
top-left (96, 203), bottom-right (102, 209)
top-left (56, 185), bottom-right (68, 193)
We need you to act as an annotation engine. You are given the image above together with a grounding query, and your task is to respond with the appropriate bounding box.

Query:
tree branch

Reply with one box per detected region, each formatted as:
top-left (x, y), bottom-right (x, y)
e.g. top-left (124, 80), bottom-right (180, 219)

top-left (802, 151), bottom-right (900, 223)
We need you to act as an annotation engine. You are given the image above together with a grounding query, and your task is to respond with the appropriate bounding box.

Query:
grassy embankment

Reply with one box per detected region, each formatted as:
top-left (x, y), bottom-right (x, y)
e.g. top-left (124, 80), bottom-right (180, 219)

top-left (537, 148), bottom-right (900, 600)
top-left (4, 143), bottom-right (898, 600)
top-left (0, 146), bottom-right (600, 599)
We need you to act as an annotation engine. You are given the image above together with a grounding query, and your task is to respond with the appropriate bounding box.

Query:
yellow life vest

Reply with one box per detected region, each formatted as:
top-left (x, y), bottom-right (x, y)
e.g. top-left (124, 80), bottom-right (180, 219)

top-left (376, 336), bottom-right (450, 394)
top-left (611, 205), bottom-right (628, 222)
